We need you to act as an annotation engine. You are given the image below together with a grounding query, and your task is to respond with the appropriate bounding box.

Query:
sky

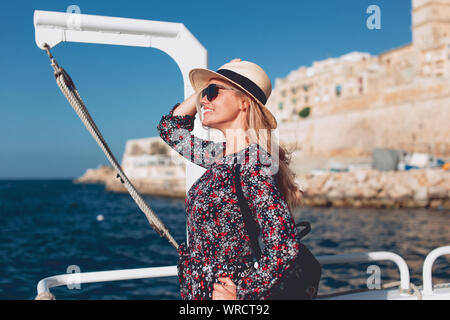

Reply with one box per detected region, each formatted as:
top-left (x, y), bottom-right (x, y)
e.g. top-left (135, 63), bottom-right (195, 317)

top-left (0, 0), bottom-right (412, 179)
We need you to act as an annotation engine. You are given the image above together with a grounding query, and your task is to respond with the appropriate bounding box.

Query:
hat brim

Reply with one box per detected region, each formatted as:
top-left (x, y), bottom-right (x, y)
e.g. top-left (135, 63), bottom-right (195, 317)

top-left (189, 68), bottom-right (277, 129)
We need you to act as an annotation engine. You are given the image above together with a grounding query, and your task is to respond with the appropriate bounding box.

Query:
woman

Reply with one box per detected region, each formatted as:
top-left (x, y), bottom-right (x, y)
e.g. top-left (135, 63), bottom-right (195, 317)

top-left (157, 58), bottom-right (303, 300)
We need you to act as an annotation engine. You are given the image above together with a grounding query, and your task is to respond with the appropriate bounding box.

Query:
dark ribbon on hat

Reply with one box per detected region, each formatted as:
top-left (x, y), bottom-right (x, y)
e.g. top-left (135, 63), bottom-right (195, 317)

top-left (216, 69), bottom-right (267, 105)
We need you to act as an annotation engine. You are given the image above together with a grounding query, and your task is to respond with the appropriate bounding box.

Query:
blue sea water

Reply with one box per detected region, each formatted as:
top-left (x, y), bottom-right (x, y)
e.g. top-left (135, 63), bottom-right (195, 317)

top-left (0, 180), bottom-right (449, 300)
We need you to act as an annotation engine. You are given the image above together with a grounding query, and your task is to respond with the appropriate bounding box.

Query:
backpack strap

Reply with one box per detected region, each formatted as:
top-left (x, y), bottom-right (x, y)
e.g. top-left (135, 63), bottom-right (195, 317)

top-left (233, 164), bottom-right (262, 260)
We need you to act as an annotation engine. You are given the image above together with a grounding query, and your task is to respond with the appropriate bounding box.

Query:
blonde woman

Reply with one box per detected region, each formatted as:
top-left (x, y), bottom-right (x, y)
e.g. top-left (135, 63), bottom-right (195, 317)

top-left (157, 58), bottom-right (302, 300)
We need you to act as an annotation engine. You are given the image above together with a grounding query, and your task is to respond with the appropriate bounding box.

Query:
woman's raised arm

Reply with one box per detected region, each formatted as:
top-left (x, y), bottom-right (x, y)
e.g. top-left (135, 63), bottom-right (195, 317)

top-left (157, 95), bottom-right (224, 169)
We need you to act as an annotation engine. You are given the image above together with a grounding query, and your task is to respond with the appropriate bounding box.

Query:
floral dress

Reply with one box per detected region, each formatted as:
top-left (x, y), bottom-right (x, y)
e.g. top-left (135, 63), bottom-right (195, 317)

top-left (157, 103), bottom-right (300, 300)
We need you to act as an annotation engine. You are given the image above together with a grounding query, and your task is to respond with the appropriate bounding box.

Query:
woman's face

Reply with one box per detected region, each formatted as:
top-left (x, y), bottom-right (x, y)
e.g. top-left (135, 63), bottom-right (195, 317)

top-left (200, 78), bottom-right (246, 132)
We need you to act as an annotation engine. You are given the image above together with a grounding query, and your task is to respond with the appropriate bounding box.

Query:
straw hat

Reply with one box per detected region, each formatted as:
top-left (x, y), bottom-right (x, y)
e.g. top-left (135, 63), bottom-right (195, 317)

top-left (189, 59), bottom-right (277, 129)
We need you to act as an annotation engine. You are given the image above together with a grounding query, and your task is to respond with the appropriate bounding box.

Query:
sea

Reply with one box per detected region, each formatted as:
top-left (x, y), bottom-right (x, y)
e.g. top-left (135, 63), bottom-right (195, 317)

top-left (0, 179), bottom-right (449, 300)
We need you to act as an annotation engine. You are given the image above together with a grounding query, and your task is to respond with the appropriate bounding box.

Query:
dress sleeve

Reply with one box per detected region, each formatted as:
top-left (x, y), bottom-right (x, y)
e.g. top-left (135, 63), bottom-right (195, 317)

top-left (157, 103), bottom-right (225, 169)
top-left (235, 161), bottom-right (300, 300)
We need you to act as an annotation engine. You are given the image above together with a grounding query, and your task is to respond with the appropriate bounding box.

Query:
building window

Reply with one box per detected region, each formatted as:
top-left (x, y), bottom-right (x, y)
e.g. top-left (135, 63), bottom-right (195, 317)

top-left (281, 90), bottom-right (286, 98)
top-left (291, 87), bottom-right (297, 94)
top-left (336, 84), bottom-right (342, 97)
top-left (299, 106), bottom-right (311, 118)
top-left (278, 102), bottom-right (284, 110)
top-left (303, 85), bottom-right (309, 92)
top-left (291, 98), bottom-right (297, 106)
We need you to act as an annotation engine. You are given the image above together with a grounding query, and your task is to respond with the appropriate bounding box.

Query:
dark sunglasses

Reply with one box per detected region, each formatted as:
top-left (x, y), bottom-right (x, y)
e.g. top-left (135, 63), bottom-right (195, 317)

top-left (201, 83), bottom-right (235, 101)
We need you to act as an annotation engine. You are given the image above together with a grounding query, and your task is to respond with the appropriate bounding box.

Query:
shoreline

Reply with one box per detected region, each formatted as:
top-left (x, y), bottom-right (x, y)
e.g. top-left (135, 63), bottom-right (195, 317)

top-left (74, 165), bottom-right (450, 210)
top-left (295, 167), bottom-right (449, 210)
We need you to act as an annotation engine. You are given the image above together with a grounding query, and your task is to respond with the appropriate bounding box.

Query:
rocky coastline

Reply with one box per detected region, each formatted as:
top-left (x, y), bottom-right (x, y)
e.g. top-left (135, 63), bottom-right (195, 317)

top-left (295, 167), bottom-right (450, 210)
top-left (74, 165), bottom-right (186, 198)
top-left (75, 165), bottom-right (449, 210)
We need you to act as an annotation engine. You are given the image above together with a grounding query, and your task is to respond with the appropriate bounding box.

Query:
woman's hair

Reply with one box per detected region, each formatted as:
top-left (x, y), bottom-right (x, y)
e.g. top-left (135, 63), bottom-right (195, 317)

top-left (240, 93), bottom-right (303, 212)
top-left (194, 80), bottom-right (304, 212)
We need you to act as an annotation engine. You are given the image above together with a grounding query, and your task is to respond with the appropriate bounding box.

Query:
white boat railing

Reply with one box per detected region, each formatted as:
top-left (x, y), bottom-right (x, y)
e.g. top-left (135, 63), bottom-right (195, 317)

top-left (422, 245), bottom-right (450, 296)
top-left (36, 250), bottom-right (413, 298)
top-left (316, 251), bottom-right (411, 294)
top-left (37, 265), bottom-right (178, 298)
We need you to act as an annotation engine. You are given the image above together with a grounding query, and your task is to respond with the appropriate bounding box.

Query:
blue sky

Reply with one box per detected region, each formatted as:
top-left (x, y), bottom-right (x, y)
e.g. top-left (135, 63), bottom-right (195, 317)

top-left (0, 0), bottom-right (412, 179)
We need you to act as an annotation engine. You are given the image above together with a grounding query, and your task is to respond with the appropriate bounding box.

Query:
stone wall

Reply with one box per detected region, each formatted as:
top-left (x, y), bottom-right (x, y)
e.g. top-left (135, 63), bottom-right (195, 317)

top-left (279, 80), bottom-right (450, 158)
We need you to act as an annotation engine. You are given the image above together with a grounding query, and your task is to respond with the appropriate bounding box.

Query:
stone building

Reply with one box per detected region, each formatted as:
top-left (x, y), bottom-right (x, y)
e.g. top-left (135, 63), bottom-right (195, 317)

top-left (121, 137), bottom-right (185, 180)
top-left (267, 0), bottom-right (450, 161)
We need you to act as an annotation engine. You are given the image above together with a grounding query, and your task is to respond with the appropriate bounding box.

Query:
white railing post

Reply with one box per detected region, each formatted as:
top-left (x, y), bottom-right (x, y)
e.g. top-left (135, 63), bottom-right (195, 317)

top-left (317, 251), bottom-right (411, 294)
top-left (37, 265), bottom-right (178, 297)
top-left (422, 245), bottom-right (450, 296)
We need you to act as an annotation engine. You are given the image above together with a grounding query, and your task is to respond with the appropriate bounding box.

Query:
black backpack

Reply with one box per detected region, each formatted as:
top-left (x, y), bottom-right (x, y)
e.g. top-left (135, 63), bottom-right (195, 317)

top-left (234, 164), bottom-right (322, 300)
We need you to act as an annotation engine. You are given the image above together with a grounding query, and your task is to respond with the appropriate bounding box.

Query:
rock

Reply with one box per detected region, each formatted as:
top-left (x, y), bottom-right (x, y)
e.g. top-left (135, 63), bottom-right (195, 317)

top-left (74, 165), bottom-right (115, 184)
top-left (361, 185), bottom-right (379, 198)
top-left (304, 173), bottom-right (330, 196)
top-left (321, 175), bottom-right (336, 193)
top-left (399, 174), bottom-right (422, 191)
top-left (428, 185), bottom-right (448, 199)
top-left (327, 188), bottom-right (344, 200)
top-left (344, 184), bottom-right (361, 198)
top-left (348, 199), bottom-right (363, 208)
top-left (429, 199), bottom-right (443, 209)
top-left (376, 188), bottom-right (388, 199)
top-left (354, 170), bottom-right (368, 184)
top-left (311, 197), bottom-right (328, 206)
top-left (425, 169), bottom-right (444, 186)
top-left (295, 178), bottom-right (308, 192)
top-left (105, 177), bottom-right (186, 198)
top-left (367, 177), bottom-right (383, 192)
top-left (415, 200), bottom-right (429, 208)
top-left (443, 200), bottom-right (450, 210)
top-left (379, 198), bottom-right (395, 208)
top-left (386, 183), bottom-right (413, 200)
top-left (364, 199), bottom-right (381, 208)
top-left (301, 198), bottom-right (312, 206)
top-left (413, 187), bottom-right (428, 202)
top-left (331, 199), bottom-right (347, 207)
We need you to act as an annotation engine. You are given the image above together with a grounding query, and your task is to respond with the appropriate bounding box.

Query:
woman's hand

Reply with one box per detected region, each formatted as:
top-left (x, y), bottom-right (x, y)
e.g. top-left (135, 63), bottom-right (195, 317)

top-left (172, 91), bottom-right (198, 117)
top-left (212, 277), bottom-right (237, 300)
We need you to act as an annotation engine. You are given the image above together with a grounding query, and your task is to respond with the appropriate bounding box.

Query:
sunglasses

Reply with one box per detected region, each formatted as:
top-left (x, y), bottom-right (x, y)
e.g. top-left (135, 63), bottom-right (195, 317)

top-left (201, 83), bottom-right (237, 102)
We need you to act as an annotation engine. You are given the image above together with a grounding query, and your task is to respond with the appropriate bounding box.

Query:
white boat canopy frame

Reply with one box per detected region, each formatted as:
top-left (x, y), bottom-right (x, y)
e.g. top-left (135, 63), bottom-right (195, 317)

top-left (34, 9), bottom-right (209, 192)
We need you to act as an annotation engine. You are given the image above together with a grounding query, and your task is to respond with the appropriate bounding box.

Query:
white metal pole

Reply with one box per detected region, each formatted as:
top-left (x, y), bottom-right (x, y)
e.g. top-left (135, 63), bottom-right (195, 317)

top-left (34, 9), bottom-right (210, 247)
top-left (422, 246), bottom-right (450, 296)
top-left (317, 251), bottom-right (411, 294)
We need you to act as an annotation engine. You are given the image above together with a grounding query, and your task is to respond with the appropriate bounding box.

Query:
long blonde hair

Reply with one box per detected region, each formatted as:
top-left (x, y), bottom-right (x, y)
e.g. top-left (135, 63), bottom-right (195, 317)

top-left (194, 82), bottom-right (303, 212)
top-left (242, 94), bottom-right (303, 212)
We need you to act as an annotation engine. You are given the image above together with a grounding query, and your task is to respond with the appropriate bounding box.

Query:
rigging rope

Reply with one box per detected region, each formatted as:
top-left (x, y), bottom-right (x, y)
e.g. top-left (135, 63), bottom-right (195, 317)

top-left (42, 44), bottom-right (178, 251)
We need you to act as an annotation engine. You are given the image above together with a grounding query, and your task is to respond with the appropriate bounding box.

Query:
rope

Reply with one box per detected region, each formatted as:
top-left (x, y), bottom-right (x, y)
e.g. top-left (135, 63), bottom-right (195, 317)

top-left (42, 44), bottom-right (178, 251)
top-left (35, 292), bottom-right (56, 300)
top-left (316, 280), bottom-right (423, 300)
